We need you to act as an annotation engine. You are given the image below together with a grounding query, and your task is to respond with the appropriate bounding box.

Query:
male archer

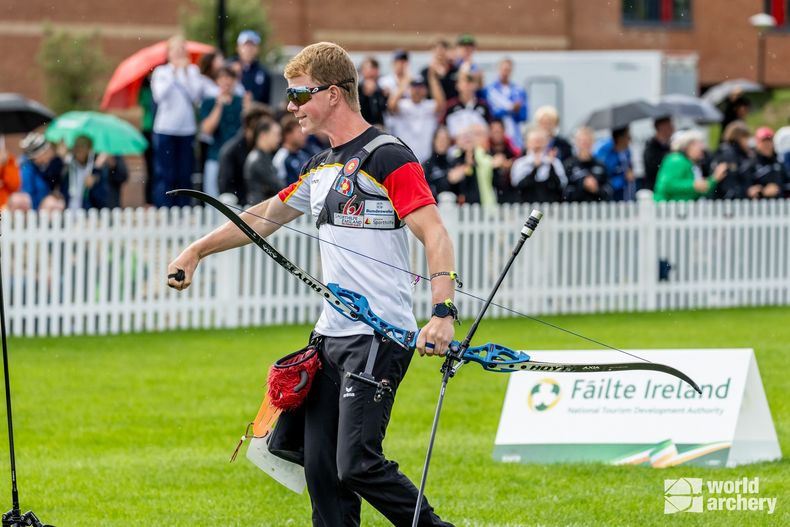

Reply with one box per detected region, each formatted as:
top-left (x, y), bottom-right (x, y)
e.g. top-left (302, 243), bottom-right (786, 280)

top-left (167, 42), bottom-right (456, 527)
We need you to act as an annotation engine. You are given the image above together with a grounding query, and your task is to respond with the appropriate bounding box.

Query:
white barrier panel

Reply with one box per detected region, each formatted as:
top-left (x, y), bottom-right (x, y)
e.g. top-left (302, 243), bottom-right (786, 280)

top-left (493, 349), bottom-right (781, 468)
top-left (3, 197), bottom-right (790, 337)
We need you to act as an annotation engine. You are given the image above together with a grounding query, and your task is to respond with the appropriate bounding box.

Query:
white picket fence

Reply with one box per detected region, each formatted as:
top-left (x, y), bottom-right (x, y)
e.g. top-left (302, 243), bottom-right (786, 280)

top-left (2, 193), bottom-right (790, 337)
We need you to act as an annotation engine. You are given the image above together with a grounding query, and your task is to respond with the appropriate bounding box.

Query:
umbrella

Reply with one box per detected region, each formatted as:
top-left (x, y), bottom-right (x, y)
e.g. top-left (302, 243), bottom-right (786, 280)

top-left (100, 40), bottom-right (215, 110)
top-left (701, 79), bottom-right (763, 106)
top-left (583, 100), bottom-right (666, 131)
top-left (45, 111), bottom-right (148, 155)
top-left (0, 93), bottom-right (55, 134)
top-left (773, 126), bottom-right (790, 156)
top-left (657, 94), bottom-right (723, 124)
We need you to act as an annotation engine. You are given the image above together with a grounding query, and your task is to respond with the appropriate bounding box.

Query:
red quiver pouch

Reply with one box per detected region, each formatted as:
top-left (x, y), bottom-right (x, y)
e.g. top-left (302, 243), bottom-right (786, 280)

top-left (230, 344), bottom-right (321, 462)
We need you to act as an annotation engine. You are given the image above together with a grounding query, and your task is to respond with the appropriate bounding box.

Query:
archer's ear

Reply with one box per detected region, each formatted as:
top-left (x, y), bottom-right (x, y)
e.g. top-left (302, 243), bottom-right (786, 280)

top-left (329, 85), bottom-right (344, 107)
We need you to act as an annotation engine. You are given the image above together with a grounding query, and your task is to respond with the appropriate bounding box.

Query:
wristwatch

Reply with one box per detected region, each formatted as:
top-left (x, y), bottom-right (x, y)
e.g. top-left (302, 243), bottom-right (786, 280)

top-left (431, 299), bottom-right (459, 322)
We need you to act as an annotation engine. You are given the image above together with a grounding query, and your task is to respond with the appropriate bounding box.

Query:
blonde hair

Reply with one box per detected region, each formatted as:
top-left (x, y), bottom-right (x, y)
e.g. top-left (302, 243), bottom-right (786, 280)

top-left (284, 42), bottom-right (360, 112)
top-left (534, 105), bottom-right (559, 126)
top-left (670, 129), bottom-right (705, 153)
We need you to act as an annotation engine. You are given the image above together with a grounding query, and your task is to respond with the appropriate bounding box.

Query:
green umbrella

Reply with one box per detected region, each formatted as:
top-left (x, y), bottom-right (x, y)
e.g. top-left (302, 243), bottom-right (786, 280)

top-left (45, 111), bottom-right (148, 155)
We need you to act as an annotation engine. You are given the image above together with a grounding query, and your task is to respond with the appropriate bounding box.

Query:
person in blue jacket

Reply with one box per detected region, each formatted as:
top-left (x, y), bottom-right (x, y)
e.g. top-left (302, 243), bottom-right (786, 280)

top-left (485, 57), bottom-right (527, 150)
top-left (19, 132), bottom-right (63, 210)
top-left (593, 126), bottom-right (634, 201)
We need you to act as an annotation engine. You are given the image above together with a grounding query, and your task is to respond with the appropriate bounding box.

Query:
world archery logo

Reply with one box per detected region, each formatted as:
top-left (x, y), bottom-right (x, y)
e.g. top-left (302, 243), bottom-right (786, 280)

top-left (664, 478), bottom-right (703, 514)
top-left (335, 176), bottom-right (354, 196)
top-left (527, 378), bottom-right (561, 412)
top-left (343, 157), bottom-right (360, 176)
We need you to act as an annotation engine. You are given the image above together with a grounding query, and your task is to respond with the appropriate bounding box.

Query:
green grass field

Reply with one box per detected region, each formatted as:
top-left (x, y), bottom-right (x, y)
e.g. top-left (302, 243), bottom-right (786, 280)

top-left (2, 307), bottom-right (788, 526)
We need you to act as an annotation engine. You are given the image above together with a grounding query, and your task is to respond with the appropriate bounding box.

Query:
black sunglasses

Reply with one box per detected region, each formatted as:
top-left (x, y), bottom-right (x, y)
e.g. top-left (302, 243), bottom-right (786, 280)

top-left (286, 79), bottom-right (355, 106)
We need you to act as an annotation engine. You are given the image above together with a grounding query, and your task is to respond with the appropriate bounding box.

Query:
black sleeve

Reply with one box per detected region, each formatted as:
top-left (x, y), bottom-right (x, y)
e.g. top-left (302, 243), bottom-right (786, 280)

top-left (108, 156), bottom-right (128, 185)
top-left (243, 152), bottom-right (265, 204)
top-left (259, 157), bottom-right (282, 199)
top-left (643, 142), bottom-right (663, 190)
top-left (764, 163), bottom-right (786, 187)
top-left (422, 158), bottom-right (451, 198)
top-left (563, 159), bottom-right (583, 202)
top-left (218, 141), bottom-right (237, 195)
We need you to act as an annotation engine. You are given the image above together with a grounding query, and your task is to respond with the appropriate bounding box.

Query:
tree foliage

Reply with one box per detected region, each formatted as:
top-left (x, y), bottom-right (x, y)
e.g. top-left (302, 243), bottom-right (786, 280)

top-left (37, 26), bottom-right (107, 114)
top-left (180, 0), bottom-right (279, 62)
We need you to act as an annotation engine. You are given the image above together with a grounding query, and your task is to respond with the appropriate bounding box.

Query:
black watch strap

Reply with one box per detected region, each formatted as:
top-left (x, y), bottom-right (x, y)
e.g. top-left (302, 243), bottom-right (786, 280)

top-left (431, 299), bottom-right (459, 323)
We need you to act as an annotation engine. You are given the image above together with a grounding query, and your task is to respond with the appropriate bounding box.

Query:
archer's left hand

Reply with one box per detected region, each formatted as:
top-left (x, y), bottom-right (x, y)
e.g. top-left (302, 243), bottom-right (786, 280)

top-left (416, 316), bottom-right (455, 357)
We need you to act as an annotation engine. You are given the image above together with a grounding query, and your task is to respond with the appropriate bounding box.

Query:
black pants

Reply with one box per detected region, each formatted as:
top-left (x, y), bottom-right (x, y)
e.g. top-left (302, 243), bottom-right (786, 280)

top-left (303, 333), bottom-right (453, 527)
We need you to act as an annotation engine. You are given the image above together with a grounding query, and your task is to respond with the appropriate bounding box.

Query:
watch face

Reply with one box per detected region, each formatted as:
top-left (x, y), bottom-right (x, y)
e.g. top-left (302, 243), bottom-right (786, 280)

top-left (433, 303), bottom-right (450, 317)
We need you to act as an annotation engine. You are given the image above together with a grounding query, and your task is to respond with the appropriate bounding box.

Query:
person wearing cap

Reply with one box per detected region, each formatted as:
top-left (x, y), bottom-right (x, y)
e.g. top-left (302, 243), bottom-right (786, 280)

top-left (231, 30), bottom-right (271, 106)
top-left (455, 34), bottom-right (479, 72)
top-left (485, 57), bottom-right (528, 151)
top-left (378, 48), bottom-right (410, 100)
top-left (455, 34), bottom-right (483, 92)
top-left (19, 132), bottom-right (64, 210)
top-left (386, 70), bottom-right (446, 163)
top-left (749, 126), bottom-right (785, 199)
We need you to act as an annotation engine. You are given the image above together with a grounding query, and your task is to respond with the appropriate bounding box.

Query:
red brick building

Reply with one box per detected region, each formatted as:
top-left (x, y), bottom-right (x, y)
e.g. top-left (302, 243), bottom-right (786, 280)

top-left (1, 0), bottom-right (789, 103)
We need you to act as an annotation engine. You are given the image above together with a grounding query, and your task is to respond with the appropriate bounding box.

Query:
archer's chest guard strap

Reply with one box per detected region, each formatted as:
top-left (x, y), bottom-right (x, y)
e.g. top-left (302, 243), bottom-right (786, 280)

top-left (316, 134), bottom-right (407, 230)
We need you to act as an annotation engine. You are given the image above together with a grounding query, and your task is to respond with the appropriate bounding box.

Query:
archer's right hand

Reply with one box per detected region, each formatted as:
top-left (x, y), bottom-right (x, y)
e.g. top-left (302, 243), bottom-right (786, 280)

top-left (167, 246), bottom-right (201, 291)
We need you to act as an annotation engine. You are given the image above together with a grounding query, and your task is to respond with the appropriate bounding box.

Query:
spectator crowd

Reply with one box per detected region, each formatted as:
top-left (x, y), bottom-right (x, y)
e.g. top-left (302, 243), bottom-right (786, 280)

top-left (4, 32), bottom-right (790, 214)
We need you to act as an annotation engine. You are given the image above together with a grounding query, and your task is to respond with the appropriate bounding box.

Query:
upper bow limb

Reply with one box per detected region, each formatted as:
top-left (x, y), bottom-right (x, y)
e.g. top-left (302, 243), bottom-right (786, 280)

top-left (167, 196), bottom-right (302, 290)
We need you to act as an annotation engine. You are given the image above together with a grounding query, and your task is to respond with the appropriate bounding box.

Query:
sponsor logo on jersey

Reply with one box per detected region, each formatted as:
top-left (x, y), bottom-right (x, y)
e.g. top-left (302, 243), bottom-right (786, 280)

top-left (343, 157), bottom-right (360, 176)
top-left (363, 216), bottom-right (396, 229)
top-left (342, 195), bottom-right (363, 216)
top-left (335, 176), bottom-right (354, 196)
top-left (334, 213), bottom-right (363, 228)
top-left (364, 200), bottom-right (395, 216)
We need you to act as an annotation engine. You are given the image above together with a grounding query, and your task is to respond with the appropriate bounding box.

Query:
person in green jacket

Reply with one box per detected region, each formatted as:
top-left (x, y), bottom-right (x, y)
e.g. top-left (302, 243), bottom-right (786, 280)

top-left (654, 129), bottom-right (727, 201)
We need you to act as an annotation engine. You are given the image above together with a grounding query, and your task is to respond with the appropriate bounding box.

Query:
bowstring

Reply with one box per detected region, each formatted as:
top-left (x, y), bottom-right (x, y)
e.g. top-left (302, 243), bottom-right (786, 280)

top-left (221, 203), bottom-right (652, 365)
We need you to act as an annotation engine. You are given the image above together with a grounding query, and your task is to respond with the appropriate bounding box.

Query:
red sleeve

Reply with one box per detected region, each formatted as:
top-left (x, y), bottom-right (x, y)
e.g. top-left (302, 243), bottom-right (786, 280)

top-left (277, 179), bottom-right (299, 202)
top-left (382, 162), bottom-right (436, 218)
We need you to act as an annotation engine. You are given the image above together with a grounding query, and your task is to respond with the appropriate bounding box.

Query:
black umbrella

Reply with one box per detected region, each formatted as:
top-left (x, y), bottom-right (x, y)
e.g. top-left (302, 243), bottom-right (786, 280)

top-left (0, 93), bottom-right (56, 134)
top-left (583, 100), bottom-right (666, 131)
top-left (701, 79), bottom-right (763, 106)
top-left (657, 94), bottom-right (723, 124)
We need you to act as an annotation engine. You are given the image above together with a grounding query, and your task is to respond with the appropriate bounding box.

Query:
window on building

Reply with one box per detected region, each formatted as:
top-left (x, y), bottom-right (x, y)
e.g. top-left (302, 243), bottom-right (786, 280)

top-left (622, 0), bottom-right (693, 26)
top-left (765, 0), bottom-right (788, 27)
